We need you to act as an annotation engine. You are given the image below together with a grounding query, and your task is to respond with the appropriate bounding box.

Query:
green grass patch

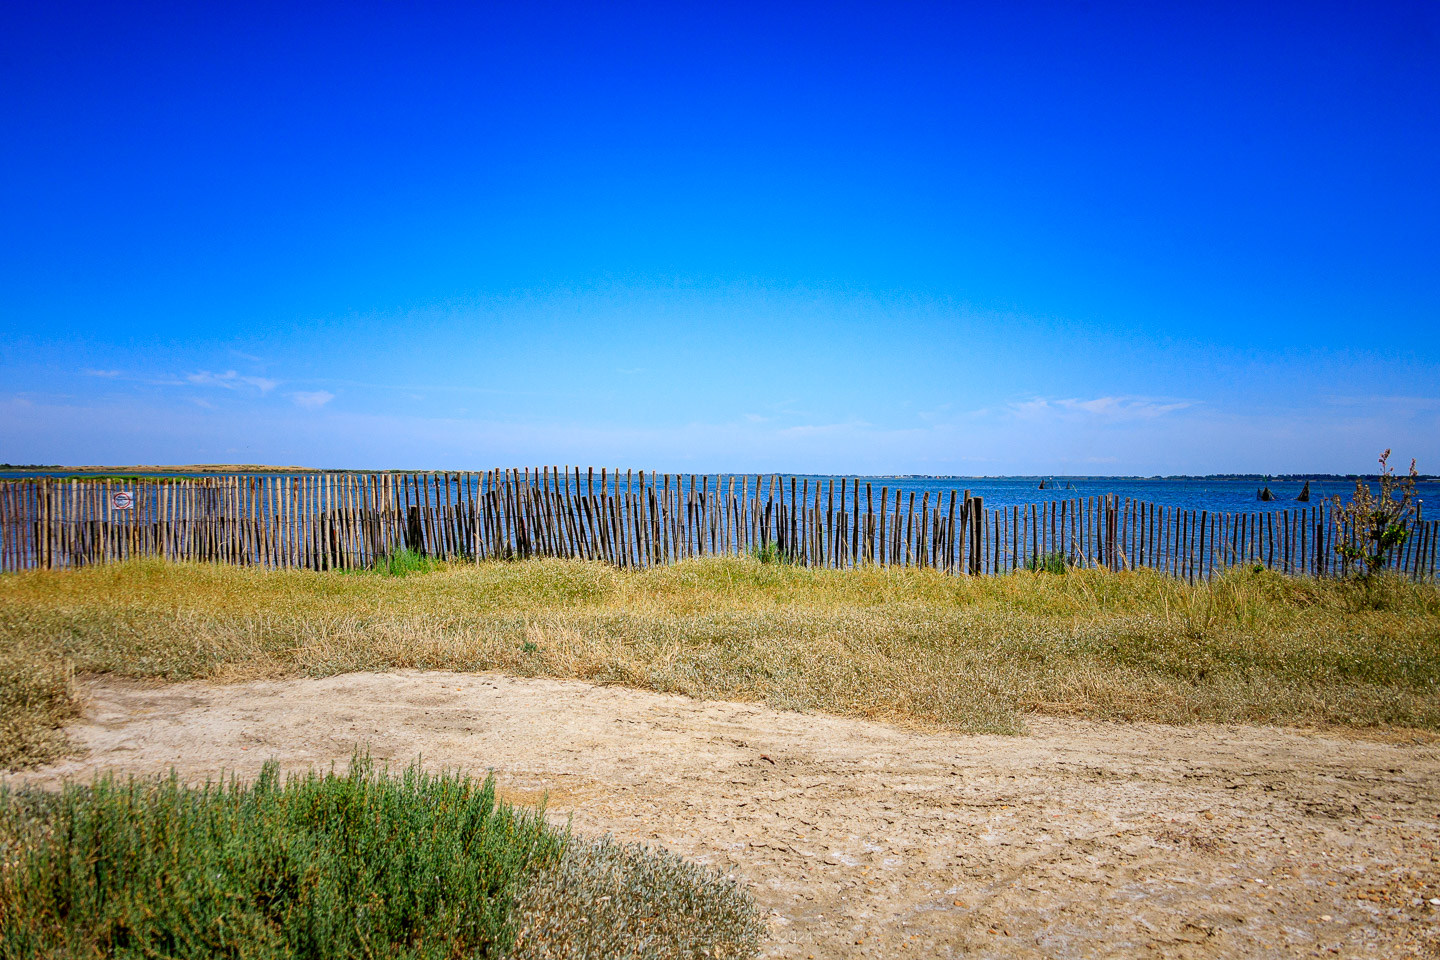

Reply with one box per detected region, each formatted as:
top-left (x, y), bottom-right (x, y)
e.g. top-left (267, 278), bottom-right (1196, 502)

top-left (359, 547), bottom-right (444, 578)
top-left (0, 757), bottom-right (763, 959)
top-left (1024, 551), bottom-right (1068, 574)
top-left (749, 542), bottom-right (789, 566)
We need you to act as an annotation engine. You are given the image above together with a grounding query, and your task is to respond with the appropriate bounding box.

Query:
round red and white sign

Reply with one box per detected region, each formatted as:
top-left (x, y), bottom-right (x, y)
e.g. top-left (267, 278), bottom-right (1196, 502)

top-left (112, 491), bottom-right (134, 510)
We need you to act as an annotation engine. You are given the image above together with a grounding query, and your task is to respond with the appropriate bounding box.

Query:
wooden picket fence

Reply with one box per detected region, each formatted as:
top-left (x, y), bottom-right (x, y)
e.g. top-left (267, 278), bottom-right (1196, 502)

top-left (0, 471), bottom-right (1435, 581)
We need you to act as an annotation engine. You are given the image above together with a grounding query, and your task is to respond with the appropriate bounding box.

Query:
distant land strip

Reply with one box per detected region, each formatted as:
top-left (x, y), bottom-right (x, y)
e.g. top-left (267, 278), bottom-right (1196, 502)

top-left (1, 465), bottom-right (1436, 482)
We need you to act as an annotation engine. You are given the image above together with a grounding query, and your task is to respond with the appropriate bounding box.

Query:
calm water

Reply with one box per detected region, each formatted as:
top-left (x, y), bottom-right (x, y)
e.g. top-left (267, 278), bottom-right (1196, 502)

top-left (810, 476), bottom-right (1439, 516)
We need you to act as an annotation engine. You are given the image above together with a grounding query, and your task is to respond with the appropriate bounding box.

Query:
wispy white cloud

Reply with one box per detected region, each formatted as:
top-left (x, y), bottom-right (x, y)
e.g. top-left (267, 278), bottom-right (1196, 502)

top-left (187, 370), bottom-right (279, 393)
top-left (917, 403), bottom-right (954, 422)
top-left (83, 368), bottom-right (120, 378)
top-left (776, 420), bottom-right (878, 438)
top-left (289, 390), bottom-right (335, 409)
top-left (1009, 396), bottom-right (1195, 421)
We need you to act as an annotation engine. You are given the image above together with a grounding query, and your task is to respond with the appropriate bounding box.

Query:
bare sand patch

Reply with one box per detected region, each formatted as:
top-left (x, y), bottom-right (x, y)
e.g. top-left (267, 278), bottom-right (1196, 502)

top-left (8, 672), bottom-right (1440, 959)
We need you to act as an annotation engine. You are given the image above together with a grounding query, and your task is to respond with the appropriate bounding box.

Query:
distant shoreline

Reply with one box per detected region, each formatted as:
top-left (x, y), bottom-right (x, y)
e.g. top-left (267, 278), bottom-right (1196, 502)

top-left (2, 465), bottom-right (1435, 482)
top-left (0, 464), bottom-right (312, 474)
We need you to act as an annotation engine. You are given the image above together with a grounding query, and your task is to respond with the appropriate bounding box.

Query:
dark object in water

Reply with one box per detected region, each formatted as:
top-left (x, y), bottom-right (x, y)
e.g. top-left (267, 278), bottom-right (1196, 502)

top-left (1296, 481), bottom-right (1310, 502)
top-left (1257, 487), bottom-right (1276, 501)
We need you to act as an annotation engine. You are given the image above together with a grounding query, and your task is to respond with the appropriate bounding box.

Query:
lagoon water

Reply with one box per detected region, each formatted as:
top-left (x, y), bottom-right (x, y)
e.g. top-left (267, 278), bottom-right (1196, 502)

top-left (812, 476), bottom-right (1438, 516)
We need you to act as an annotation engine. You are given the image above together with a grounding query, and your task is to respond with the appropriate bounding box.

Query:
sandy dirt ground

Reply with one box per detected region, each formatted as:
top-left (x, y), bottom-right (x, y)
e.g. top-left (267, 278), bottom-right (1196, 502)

top-left (8, 671), bottom-right (1440, 959)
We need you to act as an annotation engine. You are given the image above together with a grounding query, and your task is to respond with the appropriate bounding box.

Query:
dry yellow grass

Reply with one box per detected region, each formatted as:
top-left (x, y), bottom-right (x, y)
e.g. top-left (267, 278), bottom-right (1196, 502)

top-left (2, 557), bottom-right (1438, 767)
top-left (0, 643), bottom-right (78, 769)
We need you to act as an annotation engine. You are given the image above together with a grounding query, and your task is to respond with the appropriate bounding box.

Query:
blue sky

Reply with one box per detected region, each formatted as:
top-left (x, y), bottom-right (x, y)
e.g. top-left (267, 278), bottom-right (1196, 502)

top-left (2, 1), bottom-right (1437, 474)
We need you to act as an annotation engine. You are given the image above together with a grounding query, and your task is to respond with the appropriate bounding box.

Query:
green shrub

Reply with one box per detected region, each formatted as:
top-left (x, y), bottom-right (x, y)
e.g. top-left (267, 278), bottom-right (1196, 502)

top-left (0, 756), bottom-right (558, 958)
top-left (0, 756), bottom-right (765, 960)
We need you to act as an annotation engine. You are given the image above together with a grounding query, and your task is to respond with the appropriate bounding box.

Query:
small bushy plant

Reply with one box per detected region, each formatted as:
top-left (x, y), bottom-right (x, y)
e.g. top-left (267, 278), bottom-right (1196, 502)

top-left (1330, 449), bottom-right (1420, 579)
top-left (751, 542), bottom-right (788, 565)
top-left (512, 835), bottom-right (764, 959)
top-left (0, 756), bottom-right (765, 960)
top-left (0, 756), bottom-right (560, 958)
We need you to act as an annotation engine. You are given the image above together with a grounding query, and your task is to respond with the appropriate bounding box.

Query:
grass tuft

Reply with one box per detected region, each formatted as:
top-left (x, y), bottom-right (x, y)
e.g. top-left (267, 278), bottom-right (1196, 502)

top-left (361, 547), bottom-right (443, 577)
top-left (1025, 551), bottom-right (1068, 574)
top-left (750, 543), bottom-right (789, 566)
